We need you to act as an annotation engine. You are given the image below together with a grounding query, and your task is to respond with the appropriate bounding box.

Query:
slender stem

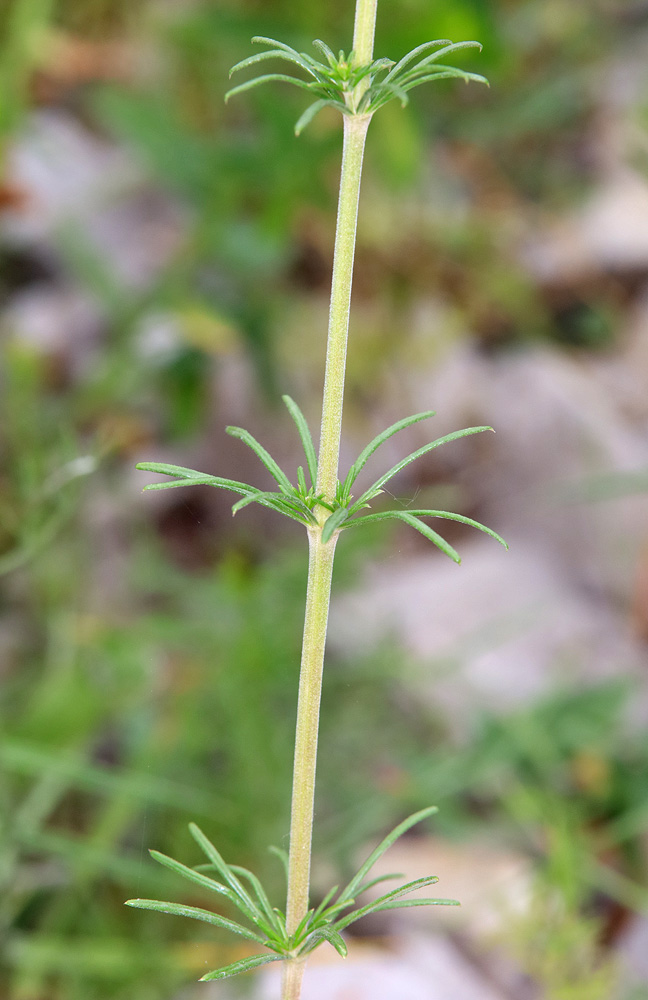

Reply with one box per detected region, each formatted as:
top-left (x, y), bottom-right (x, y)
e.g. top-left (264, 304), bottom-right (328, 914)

top-left (316, 113), bottom-right (370, 502)
top-left (352, 0), bottom-right (378, 65)
top-left (285, 527), bottom-right (337, 938)
top-left (282, 6), bottom-right (377, 998)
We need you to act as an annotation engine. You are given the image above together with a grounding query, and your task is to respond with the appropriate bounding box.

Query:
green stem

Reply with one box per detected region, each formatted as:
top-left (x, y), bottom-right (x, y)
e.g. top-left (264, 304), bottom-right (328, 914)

top-left (315, 113), bottom-right (371, 502)
top-left (285, 527), bottom-right (337, 939)
top-left (282, 7), bottom-right (377, 998)
top-left (352, 0), bottom-right (378, 65)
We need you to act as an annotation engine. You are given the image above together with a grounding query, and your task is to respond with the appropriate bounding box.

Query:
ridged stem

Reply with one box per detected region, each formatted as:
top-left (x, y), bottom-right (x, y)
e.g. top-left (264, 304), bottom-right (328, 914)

top-left (282, 6), bottom-right (377, 999)
top-left (315, 113), bottom-right (370, 503)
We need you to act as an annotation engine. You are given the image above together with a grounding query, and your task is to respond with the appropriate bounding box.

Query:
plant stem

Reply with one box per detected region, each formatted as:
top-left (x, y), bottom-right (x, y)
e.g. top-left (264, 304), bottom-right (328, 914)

top-left (352, 0), bottom-right (378, 66)
top-left (282, 7), bottom-right (377, 998)
top-left (315, 113), bottom-right (371, 503)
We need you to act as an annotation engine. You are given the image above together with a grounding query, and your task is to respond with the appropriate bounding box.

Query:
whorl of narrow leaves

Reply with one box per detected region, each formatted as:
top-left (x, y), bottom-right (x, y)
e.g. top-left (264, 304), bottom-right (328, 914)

top-left (136, 396), bottom-right (507, 563)
top-left (226, 36), bottom-right (488, 133)
top-left (125, 808), bottom-right (457, 981)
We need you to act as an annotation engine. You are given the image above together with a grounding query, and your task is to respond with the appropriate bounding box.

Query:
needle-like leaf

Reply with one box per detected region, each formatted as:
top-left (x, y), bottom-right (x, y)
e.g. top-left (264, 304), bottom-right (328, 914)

top-left (346, 509), bottom-right (508, 549)
top-left (124, 899), bottom-right (265, 943)
top-left (226, 426), bottom-right (294, 495)
top-left (148, 850), bottom-right (237, 902)
top-left (189, 824), bottom-right (260, 923)
top-left (200, 954), bottom-right (283, 982)
top-left (340, 410), bottom-right (436, 500)
top-left (349, 426), bottom-right (492, 513)
top-left (336, 807), bottom-right (438, 905)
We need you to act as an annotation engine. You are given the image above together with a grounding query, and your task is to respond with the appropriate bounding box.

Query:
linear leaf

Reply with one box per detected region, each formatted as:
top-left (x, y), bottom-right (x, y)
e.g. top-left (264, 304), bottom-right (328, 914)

top-left (394, 513), bottom-right (461, 562)
top-left (311, 38), bottom-right (337, 66)
top-left (370, 896), bottom-right (459, 911)
top-left (335, 895), bottom-right (457, 930)
top-left (230, 864), bottom-right (282, 934)
top-left (149, 850), bottom-right (236, 902)
top-left (400, 69), bottom-right (489, 91)
top-left (355, 872), bottom-right (404, 895)
top-left (346, 509), bottom-right (507, 549)
top-left (124, 899), bottom-right (265, 944)
top-left (282, 396), bottom-right (318, 486)
top-left (384, 39), bottom-right (452, 82)
top-left (336, 807), bottom-right (438, 905)
top-left (294, 98), bottom-right (342, 134)
top-left (341, 410), bottom-right (436, 497)
top-left (225, 73), bottom-right (318, 102)
top-left (189, 824), bottom-right (260, 923)
top-left (229, 49), bottom-right (312, 77)
top-left (402, 40), bottom-right (482, 74)
top-left (136, 463), bottom-right (254, 496)
top-left (349, 426), bottom-right (492, 512)
top-left (312, 885), bottom-right (339, 921)
top-left (230, 491), bottom-right (311, 522)
top-left (200, 953), bottom-right (283, 982)
top-left (321, 506), bottom-right (349, 543)
top-left (368, 875), bottom-right (440, 906)
top-left (268, 845), bottom-right (289, 885)
top-left (226, 427), bottom-right (293, 494)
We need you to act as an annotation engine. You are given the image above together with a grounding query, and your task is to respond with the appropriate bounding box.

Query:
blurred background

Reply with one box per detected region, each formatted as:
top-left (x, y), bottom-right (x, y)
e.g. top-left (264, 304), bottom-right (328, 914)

top-left (1, 1), bottom-right (648, 998)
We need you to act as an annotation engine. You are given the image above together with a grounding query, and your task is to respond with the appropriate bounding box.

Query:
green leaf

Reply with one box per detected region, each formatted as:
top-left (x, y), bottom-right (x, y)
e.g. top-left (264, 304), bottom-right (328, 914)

top-left (393, 513), bottom-right (462, 562)
top-left (400, 69), bottom-right (489, 92)
top-left (225, 73), bottom-right (318, 103)
top-left (349, 426), bottom-right (492, 512)
top-left (282, 396), bottom-right (318, 485)
top-left (346, 509), bottom-right (508, 550)
top-left (136, 463), bottom-right (254, 496)
top-left (199, 953), bottom-right (283, 982)
top-left (336, 807), bottom-right (438, 906)
top-left (311, 38), bottom-right (337, 66)
top-left (230, 864), bottom-right (282, 935)
top-left (229, 49), bottom-right (311, 78)
top-left (355, 872), bottom-right (404, 895)
top-left (370, 896), bottom-right (459, 911)
top-left (383, 39), bottom-right (452, 82)
top-left (124, 899), bottom-right (266, 944)
top-left (312, 885), bottom-right (340, 921)
top-left (400, 39), bottom-right (483, 75)
top-left (189, 824), bottom-right (260, 924)
top-left (148, 850), bottom-right (236, 903)
top-left (294, 98), bottom-right (342, 135)
top-left (318, 927), bottom-right (348, 957)
top-left (341, 410), bottom-right (436, 500)
top-left (321, 506), bottom-right (349, 543)
top-left (268, 845), bottom-right (289, 885)
top-left (226, 426), bottom-right (294, 495)
top-left (335, 895), bottom-right (458, 930)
